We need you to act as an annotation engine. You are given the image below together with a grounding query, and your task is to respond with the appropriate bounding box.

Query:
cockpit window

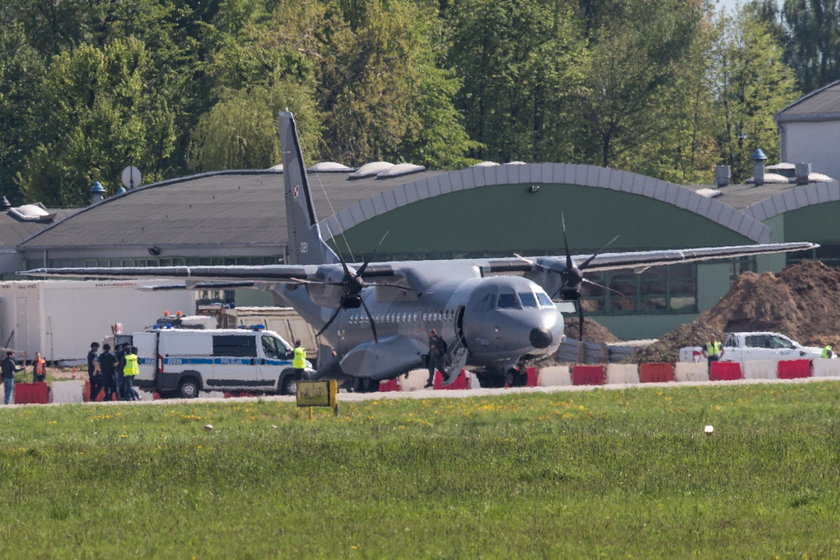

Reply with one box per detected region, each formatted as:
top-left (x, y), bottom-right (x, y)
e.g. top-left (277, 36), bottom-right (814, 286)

top-left (497, 291), bottom-right (520, 309)
top-left (537, 292), bottom-right (553, 307)
top-left (518, 292), bottom-right (538, 308)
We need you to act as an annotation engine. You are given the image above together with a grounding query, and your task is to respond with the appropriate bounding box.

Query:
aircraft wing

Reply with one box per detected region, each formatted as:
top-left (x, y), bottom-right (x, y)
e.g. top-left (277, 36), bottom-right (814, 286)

top-left (21, 264), bottom-right (313, 282)
top-left (563, 242), bottom-right (818, 273)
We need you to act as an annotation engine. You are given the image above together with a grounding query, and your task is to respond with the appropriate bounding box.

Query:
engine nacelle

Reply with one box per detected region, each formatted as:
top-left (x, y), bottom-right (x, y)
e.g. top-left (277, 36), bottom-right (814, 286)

top-left (304, 263), bottom-right (358, 308)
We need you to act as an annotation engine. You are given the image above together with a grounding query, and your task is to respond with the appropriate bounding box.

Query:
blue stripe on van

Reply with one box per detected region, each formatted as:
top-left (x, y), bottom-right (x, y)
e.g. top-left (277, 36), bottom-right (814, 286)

top-left (159, 357), bottom-right (293, 367)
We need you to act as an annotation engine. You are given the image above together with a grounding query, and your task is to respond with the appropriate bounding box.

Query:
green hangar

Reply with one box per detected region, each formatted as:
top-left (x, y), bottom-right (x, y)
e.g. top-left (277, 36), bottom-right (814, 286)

top-left (15, 161), bottom-right (837, 340)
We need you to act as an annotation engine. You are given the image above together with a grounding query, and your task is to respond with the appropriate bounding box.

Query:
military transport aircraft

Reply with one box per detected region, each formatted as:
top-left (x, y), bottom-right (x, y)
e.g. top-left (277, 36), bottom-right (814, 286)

top-left (23, 112), bottom-right (817, 390)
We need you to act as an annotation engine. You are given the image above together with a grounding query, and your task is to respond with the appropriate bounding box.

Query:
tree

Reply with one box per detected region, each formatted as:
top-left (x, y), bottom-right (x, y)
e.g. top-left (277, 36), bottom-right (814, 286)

top-left (20, 38), bottom-right (176, 206)
top-left (711, 9), bottom-right (800, 183)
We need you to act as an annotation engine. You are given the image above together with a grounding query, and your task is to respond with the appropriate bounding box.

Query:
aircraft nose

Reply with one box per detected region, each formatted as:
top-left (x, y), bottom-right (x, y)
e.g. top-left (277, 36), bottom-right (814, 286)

top-left (529, 327), bottom-right (553, 349)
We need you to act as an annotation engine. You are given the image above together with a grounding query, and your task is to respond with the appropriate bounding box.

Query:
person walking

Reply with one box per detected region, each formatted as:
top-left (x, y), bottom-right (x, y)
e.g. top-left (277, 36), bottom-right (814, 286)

top-left (32, 352), bottom-right (47, 383)
top-left (2, 351), bottom-right (22, 405)
top-left (97, 343), bottom-right (118, 401)
top-left (425, 329), bottom-right (447, 388)
top-left (292, 340), bottom-right (306, 378)
top-left (115, 343), bottom-right (127, 400)
top-left (821, 343), bottom-right (835, 359)
top-left (122, 346), bottom-right (140, 401)
top-left (87, 342), bottom-right (102, 401)
top-left (702, 333), bottom-right (724, 369)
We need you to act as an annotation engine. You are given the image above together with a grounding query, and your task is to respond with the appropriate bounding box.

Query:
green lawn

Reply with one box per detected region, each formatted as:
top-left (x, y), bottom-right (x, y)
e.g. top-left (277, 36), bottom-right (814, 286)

top-left (1, 382), bottom-right (840, 559)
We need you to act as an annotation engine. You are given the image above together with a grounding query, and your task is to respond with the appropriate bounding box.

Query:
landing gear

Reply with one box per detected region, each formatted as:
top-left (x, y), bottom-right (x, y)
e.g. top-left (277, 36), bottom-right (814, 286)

top-left (348, 377), bottom-right (380, 393)
top-left (506, 368), bottom-right (527, 387)
top-left (476, 369), bottom-right (506, 388)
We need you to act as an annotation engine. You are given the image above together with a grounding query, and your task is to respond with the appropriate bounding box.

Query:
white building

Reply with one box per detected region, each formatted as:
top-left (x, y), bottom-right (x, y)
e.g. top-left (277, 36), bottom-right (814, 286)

top-left (776, 80), bottom-right (840, 181)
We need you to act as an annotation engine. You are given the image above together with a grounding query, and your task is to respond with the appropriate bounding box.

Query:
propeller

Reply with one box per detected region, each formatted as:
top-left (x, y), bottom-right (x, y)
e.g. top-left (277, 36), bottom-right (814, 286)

top-left (299, 232), bottom-right (410, 343)
top-left (520, 215), bottom-right (619, 343)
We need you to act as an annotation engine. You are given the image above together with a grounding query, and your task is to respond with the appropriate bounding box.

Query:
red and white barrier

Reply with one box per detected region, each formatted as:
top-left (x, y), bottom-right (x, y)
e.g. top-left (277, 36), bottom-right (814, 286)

top-left (813, 358), bottom-right (840, 378)
top-left (606, 364), bottom-right (639, 384)
top-left (572, 365), bottom-right (605, 386)
top-left (639, 362), bottom-right (675, 383)
top-left (777, 359), bottom-right (811, 379)
top-left (675, 362), bottom-right (708, 382)
top-left (538, 366), bottom-right (571, 386)
top-left (742, 360), bottom-right (776, 380)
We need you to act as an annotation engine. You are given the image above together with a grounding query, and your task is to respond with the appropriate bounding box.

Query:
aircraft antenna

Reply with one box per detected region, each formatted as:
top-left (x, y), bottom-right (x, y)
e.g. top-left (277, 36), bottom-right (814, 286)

top-left (312, 172), bottom-right (356, 263)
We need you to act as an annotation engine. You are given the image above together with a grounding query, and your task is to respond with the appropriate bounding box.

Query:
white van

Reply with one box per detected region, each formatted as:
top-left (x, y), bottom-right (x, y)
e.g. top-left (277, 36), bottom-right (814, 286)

top-left (117, 326), bottom-right (311, 398)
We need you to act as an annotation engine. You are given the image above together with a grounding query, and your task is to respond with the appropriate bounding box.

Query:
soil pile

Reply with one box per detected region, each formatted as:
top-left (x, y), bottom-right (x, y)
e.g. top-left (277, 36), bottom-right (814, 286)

top-left (635, 260), bottom-right (840, 362)
top-left (564, 317), bottom-right (620, 344)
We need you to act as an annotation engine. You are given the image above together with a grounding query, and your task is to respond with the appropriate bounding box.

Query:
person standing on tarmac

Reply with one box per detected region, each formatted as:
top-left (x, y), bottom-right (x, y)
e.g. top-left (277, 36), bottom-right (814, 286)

top-left (292, 340), bottom-right (306, 378)
top-left (426, 329), bottom-right (447, 388)
top-left (2, 351), bottom-right (22, 405)
top-left (702, 333), bottom-right (724, 369)
top-left (32, 351), bottom-right (47, 383)
top-left (87, 342), bottom-right (102, 401)
top-left (115, 343), bottom-right (127, 400)
top-left (123, 346), bottom-right (140, 401)
top-left (97, 343), bottom-right (118, 401)
top-left (821, 343), bottom-right (835, 359)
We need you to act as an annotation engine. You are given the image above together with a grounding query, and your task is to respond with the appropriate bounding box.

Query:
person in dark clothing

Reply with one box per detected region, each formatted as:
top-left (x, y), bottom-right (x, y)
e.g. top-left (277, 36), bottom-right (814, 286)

top-left (425, 329), bottom-right (447, 388)
top-left (87, 342), bottom-right (102, 401)
top-left (115, 343), bottom-right (127, 400)
top-left (2, 351), bottom-right (22, 404)
top-left (97, 343), bottom-right (118, 401)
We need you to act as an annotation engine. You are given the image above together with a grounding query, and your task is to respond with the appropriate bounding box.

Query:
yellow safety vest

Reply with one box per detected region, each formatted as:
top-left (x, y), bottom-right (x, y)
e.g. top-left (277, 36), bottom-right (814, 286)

top-left (124, 354), bottom-right (139, 376)
top-left (822, 346), bottom-right (832, 358)
top-left (292, 347), bottom-right (306, 369)
top-left (705, 341), bottom-right (722, 356)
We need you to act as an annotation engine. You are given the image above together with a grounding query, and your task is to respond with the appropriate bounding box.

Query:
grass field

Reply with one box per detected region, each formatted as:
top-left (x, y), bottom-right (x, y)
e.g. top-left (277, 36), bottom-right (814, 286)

top-left (1, 381), bottom-right (840, 559)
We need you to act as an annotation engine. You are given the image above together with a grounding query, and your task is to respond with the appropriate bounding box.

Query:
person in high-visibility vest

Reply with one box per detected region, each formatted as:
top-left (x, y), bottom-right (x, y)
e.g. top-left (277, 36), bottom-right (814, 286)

top-left (821, 343), bottom-right (835, 359)
top-left (702, 333), bottom-right (724, 369)
top-left (32, 352), bottom-right (47, 383)
top-left (123, 346), bottom-right (140, 401)
top-left (292, 340), bottom-right (306, 377)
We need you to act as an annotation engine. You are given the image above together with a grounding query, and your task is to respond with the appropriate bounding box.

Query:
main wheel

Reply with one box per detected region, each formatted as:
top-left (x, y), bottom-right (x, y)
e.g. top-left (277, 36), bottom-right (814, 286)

top-left (178, 378), bottom-right (200, 399)
top-left (280, 374), bottom-right (300, 396)
top-left (506, 368), bottom-right (527, 387)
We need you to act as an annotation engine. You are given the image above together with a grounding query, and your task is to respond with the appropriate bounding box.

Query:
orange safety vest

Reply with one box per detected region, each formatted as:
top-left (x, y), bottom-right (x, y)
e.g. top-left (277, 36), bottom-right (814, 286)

top-left (34, 357), bottom-right (46, 375)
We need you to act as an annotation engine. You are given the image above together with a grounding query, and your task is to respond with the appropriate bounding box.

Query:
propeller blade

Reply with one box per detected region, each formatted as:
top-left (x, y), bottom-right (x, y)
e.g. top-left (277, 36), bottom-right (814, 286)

top-left (577, 301), bottom-right (585, 343)
top-left (356, 231), bottom-right (390, 277)
top-left (315, 306), bottom-right (343, 338)
top-left (582, 277), bottom-right (623, 296)
top-left (290, 277), bottom-right (344, 286)
top-left (579, 234), bottom-right (620, 271)
top-left (561, 213), bottom-right (573, 270)
top-left (360, 298), bottom-right (378, 343)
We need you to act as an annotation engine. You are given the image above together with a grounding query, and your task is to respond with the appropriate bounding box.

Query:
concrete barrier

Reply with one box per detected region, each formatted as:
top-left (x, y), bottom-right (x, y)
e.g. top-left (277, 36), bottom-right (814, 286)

top-left (13, 382), bottom-right (49, 404)
top-left (639, 362), bottom-right (674, 383)
top-left (675, 362), bottom-right (708, 382)
top-left (606, 364), bottom-right (639, 384)
top-left (378, 378), bottom-right (400, 392)
top-left (50, 380), bottom-right (85, 404)
top-left (538, 366), bottom-right (571, 386)
top-left (742, 360), bottom-right (776, 380)
top-left (399, 369), bottom-right (428, 391)
top-left (777, 359), bottom-right (811, 379)
top-left (709, 361), bottom-right (742, 381)
top-left (572, 365), bottom-right (605, 386)
top-left (813, 358), bottom-right (840, 378)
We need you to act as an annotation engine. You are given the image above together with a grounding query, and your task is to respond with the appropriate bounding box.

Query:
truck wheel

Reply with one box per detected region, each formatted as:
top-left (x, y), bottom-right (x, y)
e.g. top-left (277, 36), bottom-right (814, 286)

top-left (179, 378), bottom-right (200, 399)
top-left (280, 374), bottom-right (300, 396)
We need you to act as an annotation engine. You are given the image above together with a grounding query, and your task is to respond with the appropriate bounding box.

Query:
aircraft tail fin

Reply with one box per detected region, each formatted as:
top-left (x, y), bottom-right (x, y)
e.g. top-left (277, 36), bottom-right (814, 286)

top-left (279, 111), bottom-right (339, 265)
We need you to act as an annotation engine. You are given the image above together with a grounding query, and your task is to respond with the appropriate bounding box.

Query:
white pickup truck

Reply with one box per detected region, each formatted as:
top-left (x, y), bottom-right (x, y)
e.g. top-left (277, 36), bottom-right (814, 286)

top-left (679, 332), bottom-right (828, 364)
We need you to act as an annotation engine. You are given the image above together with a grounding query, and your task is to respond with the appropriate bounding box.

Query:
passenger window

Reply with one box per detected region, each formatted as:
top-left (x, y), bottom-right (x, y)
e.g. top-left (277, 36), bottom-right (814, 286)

top-left (519, 292), bottom-right (537, 308)
top-left (213, 335), bottom-right (257, 357)
top-left (262, 336), bottom-right (286, 359)
top-left (498, 292), bottom-right (520, 309)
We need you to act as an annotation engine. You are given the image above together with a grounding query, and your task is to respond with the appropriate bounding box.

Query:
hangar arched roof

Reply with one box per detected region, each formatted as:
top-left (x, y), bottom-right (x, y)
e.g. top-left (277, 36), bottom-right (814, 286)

top-left (320, 163), bottom-right (770, 244)
top-left (744, 180), bottom-right (840, 221)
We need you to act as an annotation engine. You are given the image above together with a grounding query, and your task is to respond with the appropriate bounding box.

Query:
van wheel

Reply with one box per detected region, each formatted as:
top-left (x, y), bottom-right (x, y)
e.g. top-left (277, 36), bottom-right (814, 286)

top-left (179, 378), bottom-right (200, 399)
top-left (280, 374), bottom-right (300, 396)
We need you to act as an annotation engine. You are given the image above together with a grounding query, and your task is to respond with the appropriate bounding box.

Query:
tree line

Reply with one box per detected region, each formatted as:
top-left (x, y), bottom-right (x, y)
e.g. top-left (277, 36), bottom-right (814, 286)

top-left (0, 0), bottom-right (833, 207)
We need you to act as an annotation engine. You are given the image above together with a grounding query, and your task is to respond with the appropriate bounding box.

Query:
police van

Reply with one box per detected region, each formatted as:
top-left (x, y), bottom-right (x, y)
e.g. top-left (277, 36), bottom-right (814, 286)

top-left (117, 325), bottom-right (311, 398)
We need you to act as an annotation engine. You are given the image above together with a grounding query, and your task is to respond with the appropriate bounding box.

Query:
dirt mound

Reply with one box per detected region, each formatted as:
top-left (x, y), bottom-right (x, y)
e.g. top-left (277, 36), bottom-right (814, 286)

top-left (635, 260), bottom-right (840, 362)
top-left (564, 317), bottom-right (620, 344)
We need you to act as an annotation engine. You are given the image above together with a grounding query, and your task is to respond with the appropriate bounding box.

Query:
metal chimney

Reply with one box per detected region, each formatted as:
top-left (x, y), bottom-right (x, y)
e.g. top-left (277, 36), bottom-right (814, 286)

top-left (0, 195), bottom-right (11, 210)
top-left (90, 181), bottom-right (105, 205)
top-left (751, 148), bottom-right (767, 186)
top-left (714, 165), bottom-right (731, 187)
top-left (795, 162), bottom-right (811, 185)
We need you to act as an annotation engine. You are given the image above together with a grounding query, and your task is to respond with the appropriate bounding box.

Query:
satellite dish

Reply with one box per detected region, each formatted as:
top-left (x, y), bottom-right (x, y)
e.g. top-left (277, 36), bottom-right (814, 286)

top-left (121, 166), bottom-right (142, 189)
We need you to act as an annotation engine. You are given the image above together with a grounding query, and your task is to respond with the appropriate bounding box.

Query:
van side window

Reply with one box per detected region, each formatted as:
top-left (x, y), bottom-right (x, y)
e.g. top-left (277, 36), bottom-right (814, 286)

top-left (262, 336), bottom-right (285, 359)
top-left (212, 335), bottom-right (257, 357)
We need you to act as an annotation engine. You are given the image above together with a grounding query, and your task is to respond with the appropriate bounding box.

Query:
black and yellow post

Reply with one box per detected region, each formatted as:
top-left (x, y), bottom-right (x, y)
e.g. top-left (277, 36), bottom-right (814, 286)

top-left (296, 380), bottom-right (339, 418)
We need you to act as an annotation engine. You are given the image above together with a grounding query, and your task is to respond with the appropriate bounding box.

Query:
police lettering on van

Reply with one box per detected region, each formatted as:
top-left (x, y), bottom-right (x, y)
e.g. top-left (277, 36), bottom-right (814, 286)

top-left (117, 326), bottom-right (311, 398)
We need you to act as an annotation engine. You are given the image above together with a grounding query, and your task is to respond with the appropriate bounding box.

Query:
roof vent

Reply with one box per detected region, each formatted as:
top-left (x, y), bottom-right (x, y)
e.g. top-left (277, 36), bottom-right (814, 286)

top-left (0, 195), bottom-right (10, 211)
top-left (376, 163), bottom-right (425, 179)
top-left (307, 162), bottom-right (354, 173)
top-left (90, 181), bottom-right (105, 204)
top-left (795, 162), bottom-right (811, 185)
top-left (714, 165), bottom-right (731, 187)
top-left (471, 161), bottom-right (500, 168)
top-left (751, 148), bottom-right (767, 186)
top-left (348, 161), bottom-right (394, 180)
top-left (8, 202), bottom-right (56, 223)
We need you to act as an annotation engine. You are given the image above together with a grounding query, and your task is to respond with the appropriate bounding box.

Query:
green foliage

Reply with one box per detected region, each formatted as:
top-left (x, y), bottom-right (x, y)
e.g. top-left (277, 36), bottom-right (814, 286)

top-left (2, 383), bottom-right (840, 557)
top-left (712, 10), bottom-right (800, 183)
